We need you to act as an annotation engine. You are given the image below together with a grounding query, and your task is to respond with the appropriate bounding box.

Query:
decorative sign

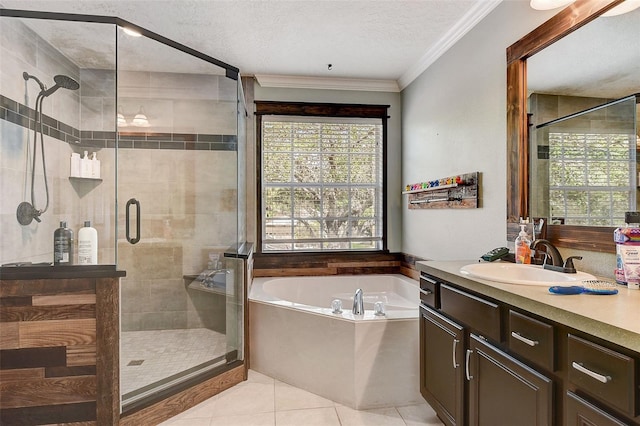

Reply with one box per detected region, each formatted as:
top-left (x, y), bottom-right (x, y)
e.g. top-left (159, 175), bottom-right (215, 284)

top-left (403, 171), bottom-right (479, 209)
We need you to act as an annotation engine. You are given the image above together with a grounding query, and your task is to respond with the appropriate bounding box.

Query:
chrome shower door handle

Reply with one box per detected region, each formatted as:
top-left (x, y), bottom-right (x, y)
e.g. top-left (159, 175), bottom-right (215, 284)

top-left (126, 198), bottom-right (141, 244)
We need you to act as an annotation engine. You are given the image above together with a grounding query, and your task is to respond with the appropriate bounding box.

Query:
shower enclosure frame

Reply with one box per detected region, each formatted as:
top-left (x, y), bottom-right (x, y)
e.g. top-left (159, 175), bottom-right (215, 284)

top-left (1, 7), bottom-right (247, 422)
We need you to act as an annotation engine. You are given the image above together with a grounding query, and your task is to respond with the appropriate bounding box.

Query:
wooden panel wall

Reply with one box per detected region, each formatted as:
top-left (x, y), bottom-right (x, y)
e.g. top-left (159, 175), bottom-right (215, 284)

top-left (0, 275), bottom-right (119, 425)
top-left (253, 252), bottom-right (422, 279)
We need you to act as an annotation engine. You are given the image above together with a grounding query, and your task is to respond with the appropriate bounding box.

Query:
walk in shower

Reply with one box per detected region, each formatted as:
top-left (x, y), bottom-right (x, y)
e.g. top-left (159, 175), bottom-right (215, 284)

top-left (0, 9), bottom-right (246, 412)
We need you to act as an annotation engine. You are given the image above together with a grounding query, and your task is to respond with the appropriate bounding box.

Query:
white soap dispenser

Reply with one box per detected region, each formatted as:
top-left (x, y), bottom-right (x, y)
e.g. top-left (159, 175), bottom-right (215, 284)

top-left (81, 151), bottom-right (91, 178)
top-left (91, 152), bottom-right (100, 179)
top-left (70, 152), bottom-right (81, 177)
top-left (514, 219), bottom-right (532, 264)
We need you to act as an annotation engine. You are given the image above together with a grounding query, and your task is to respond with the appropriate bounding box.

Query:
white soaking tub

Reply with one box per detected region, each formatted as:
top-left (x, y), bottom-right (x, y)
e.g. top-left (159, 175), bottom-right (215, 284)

top-left (249, 274), bottom-right (421, 409)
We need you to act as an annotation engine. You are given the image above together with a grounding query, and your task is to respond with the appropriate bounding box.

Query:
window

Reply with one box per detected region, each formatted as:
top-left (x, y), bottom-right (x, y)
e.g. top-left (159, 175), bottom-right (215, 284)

top-left (548, 132), bottom-right (635, 226)
top-left (256, 101), bottom-right (388, 253)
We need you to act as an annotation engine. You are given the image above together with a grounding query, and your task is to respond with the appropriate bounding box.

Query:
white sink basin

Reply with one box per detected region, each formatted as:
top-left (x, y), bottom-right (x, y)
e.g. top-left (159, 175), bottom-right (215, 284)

top-left (460, 262), bottom-right (596, 286)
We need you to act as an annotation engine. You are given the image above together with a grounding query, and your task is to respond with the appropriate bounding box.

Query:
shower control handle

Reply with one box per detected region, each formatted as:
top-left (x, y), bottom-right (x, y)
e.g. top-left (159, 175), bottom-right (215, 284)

top-left (126, 198), bottom-right (141, 244)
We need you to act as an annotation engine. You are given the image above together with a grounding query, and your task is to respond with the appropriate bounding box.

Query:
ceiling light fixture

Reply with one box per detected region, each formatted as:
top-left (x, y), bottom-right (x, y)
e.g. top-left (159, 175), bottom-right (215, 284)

top-left (132, 106), bottom-right (150, 127)
top-left (601, 0), bottom-right (640, 16)
top-left (530, 0), bottom-right (575, 10)
top-left (117, 106), bottom-right (127, 127)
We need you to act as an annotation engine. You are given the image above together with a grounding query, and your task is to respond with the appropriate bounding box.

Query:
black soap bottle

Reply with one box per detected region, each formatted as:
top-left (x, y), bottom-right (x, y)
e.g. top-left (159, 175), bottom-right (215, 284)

top-left (53, 221), bottom-right (74, 265)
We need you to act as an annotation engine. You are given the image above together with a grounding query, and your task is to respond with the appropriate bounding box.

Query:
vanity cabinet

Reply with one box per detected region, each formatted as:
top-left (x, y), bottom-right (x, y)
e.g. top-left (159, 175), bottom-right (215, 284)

top-left (508, 310), bottom-right (555, 372)
top-left (468, 334), bottom-right (552, 426)
top-left (420, 306), bottom-right (464, 426)
top-left (418, 270), bottom-right (640, 426)
top-left (420, 275), bottom-right (552, 426)
top-left (566, 334), bottom-right (636, 418)
top-left (565, 391), bottom-right (629, 426)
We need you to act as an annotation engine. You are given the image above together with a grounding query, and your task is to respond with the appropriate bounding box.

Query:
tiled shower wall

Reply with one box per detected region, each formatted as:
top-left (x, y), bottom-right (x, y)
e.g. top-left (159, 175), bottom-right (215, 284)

top-left (1, 16), bottom-right (240, 332)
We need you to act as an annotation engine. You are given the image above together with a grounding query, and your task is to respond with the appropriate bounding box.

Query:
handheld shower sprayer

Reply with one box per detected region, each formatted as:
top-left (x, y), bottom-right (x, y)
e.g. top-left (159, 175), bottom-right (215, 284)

top-left (22, 72), bottom-right (45, 91)
top-left (17, 72), bottom-right (80, 226)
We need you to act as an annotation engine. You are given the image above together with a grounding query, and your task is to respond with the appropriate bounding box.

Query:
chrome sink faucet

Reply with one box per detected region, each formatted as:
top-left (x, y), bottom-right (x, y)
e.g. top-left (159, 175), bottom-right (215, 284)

top-left (530, 239), bottom-right (582, 273)
top-left (353, 288), bottom-right (364, 315)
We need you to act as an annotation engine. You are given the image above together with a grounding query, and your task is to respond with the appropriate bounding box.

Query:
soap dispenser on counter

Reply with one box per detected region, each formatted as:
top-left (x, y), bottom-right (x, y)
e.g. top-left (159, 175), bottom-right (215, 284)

top-left (515, 218), bottom-right (532, 264)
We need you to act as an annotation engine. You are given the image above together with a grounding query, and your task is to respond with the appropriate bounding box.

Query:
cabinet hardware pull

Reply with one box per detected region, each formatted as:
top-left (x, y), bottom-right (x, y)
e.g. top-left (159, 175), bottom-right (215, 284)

top-left (465, 349), bottom-right (473, 380)
top-left (511, 331), bottom-right (539, 347)
top-left (421, 289), bottom-right (433, 295)
top-left (421, 275), bottom-right (437, 285)
top-left (572, 362), bottom-right (611, 384)
top-left (452, 339), bottom-right (460, 369)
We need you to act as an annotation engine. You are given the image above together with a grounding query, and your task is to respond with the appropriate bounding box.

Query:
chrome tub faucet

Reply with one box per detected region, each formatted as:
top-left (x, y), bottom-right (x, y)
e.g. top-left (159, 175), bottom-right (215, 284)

top-left (352, 288), bottom-right (364, 315)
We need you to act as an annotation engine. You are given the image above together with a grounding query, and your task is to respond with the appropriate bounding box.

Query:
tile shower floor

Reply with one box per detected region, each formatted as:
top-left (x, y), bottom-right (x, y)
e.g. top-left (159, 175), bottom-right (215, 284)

top-left (160, 370), bottom-right (445, 426)
top-left (121, 328), bottom-right (227, 397)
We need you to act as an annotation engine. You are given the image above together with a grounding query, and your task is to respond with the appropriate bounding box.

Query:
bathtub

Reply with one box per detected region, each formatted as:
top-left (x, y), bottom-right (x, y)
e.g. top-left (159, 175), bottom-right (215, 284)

top-left (249, 274), bottom-right (422, 409)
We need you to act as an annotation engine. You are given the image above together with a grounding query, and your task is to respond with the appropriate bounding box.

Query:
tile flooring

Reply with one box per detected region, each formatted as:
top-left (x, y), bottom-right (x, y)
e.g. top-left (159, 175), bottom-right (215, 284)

top-left (160, 370), bottom-right (444, 426)
top-left (121, 328), bottom-right (227, 396)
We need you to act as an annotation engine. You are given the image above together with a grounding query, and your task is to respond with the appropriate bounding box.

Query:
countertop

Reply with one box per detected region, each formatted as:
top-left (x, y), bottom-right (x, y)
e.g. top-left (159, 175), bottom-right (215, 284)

top-left (0, 264), bottom-right (126, 280)
top-left (417, 260), bottom-right (640, 353)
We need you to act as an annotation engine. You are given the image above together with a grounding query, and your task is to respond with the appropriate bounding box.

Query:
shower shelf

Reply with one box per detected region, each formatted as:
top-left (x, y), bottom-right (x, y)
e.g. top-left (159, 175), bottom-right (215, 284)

top-left (185, 278), bottom-right (227, 296)
top-left (69, 176), bottom-right (102, 182)
top-left (182, 275), bottom-right (227, 296)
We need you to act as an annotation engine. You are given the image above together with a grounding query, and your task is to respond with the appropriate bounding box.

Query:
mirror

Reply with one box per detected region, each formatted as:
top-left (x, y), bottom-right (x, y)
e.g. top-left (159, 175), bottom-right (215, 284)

top-left (506, 0), bottom-right (637, 252)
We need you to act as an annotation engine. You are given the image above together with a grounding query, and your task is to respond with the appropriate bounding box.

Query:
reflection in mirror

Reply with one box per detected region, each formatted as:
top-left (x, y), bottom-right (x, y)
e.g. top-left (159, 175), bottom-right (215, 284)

top-left (530, 95), bottom-right (638, 226)
top-left (525, 4), bottom-right (640, 228)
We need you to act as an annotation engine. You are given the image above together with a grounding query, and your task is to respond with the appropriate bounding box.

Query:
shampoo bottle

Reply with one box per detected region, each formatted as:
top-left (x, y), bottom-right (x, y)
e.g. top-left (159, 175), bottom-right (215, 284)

top-left (91, 152), bottom-right (100, 179)
top-left (77, 221), bottom-right (98, 265)
top-left (81, 151), bottom-right (91, 178)
top-left (515, 221), bottom-right (532, 264)
top-left (53, 221), bottom-right (74, 265)
top-left (70, 152), bottom-right (81, 177)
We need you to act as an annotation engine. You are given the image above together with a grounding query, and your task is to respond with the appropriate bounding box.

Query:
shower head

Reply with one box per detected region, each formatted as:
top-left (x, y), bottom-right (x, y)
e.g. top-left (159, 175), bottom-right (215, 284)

top-left (23, 72), bottom-right (45, 91)
top-left (41, 74), bottom-right (80, 97)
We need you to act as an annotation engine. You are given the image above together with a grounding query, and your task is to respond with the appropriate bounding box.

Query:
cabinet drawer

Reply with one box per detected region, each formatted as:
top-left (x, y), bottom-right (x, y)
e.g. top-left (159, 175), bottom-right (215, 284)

top-left (565, 391), bottom-right (628, 426)
top-left (567, 334), bottom-right (636, 417)
top-left (419, 274), bottom-right (439, 309)
top-left (440, 284), bottom-right (500, 342)
top-left (508, 310), bottom-right (554, 372)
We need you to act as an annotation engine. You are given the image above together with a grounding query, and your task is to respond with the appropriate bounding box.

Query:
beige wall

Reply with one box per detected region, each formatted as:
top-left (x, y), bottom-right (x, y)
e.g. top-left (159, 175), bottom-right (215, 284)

top-left (248, 83), bottom-right (403, 252)
top-left (401, 1), bottom-right (616, 277)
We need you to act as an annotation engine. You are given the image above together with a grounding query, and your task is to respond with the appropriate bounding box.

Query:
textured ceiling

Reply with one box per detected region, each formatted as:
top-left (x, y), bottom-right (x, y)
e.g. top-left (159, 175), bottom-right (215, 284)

top-left (527, 5), bottom-right (640, 100)
top-left (2, 1), bottom-right (637, 97)
top-left (0, 0), bottom-right (499, 89)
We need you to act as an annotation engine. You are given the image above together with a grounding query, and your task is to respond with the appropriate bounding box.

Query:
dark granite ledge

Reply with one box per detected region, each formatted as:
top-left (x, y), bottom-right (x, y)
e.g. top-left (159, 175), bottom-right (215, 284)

top-left (0, 264), bottom-right (126, 280)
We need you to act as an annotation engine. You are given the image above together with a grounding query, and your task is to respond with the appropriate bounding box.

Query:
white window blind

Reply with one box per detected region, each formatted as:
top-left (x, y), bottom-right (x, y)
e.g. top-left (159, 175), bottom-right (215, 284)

top-left (548, 132), bottom-right (635, 226)
top-left (261, 115), bottom-right (383, 252)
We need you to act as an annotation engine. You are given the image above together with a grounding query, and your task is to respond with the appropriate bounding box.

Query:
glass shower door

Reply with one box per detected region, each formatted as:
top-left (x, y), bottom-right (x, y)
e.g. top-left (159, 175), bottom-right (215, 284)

top-left (116, 26), bottom-right (241, 409)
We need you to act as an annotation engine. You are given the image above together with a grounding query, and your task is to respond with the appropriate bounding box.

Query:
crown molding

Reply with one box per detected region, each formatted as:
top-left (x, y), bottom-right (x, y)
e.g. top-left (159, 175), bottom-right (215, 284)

top-left (398, 0), bottom-right (503, 90)
top-left (254, 74), bottom-right (400, 93)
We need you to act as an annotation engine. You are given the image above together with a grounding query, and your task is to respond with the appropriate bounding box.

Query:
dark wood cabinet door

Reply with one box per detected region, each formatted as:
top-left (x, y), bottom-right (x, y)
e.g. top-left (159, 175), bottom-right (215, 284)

top-left (468, 334), bottom-right (553, 426)
top-left (565, 391), bottom-right (629, 426)
top-left (420, 306), bottom-right (464, 426)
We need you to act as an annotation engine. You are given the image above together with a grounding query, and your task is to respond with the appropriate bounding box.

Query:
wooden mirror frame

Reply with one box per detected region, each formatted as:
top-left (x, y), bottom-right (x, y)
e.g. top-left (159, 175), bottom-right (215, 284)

top-left (506, 0), bottom-right (627, 253)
